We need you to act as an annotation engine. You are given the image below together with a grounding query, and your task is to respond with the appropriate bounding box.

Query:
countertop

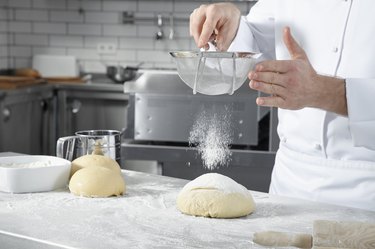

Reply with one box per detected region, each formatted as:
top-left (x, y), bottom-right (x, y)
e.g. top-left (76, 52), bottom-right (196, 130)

top-left (0, 167), bottom-right (374, 249)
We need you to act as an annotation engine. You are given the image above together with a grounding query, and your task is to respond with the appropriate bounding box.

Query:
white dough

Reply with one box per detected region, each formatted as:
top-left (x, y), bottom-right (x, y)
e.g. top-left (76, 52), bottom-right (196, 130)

top-left (69, 167), bottom-right (126, 198)
top-left (70, 154), bottom-right (121, 177)
top-left (177, 173), bottom-right (255, 218)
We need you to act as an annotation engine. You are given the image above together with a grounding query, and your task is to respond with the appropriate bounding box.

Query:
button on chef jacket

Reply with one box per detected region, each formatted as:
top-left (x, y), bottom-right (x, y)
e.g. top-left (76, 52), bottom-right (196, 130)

top-left (229, 0), bottom-right (375, 211)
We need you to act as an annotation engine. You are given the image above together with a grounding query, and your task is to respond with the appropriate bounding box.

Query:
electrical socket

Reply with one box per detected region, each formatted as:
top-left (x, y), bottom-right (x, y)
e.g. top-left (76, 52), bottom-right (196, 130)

top-left (97, 43), bottom-right (117, 54)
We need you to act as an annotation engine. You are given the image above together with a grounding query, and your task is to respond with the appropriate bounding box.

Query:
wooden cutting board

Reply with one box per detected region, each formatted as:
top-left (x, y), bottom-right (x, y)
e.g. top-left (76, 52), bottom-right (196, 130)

top-left (0, 76), bottom-right (45, 89)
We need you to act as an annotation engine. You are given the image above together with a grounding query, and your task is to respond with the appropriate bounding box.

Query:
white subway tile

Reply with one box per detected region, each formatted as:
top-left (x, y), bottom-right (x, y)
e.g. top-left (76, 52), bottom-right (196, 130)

top-left (67, 0), bottom-right (101, 11)
top-left (85, 12), bottom-right (119, 24)
top-left (119, 37), bottom-right (153, 49)
top-left (9, 46), bottom-right (32, 57)
top-left (173, 25), bottom-right (190, 38)
top-left (50, 35), bottom-right (84, 47)
top-left (33, 46), bottom-right (66, 55)
top-left (33, 22), bottom-right (66, 34)
top-left (15, 10), bottom-right (48, 21)
top-left (67, 48), bottom-right (100, 60)
top-left (14, 58), bottom-right (31, 68)
top-left (99, 49), bottom-right (136, 61)
top-left (84, 36), bottom-right (118, 48)
top-left (0, 34), bottom-right (7, 45)
top-left (9, 22), bottom-right (32, 33)
top-left (102, 24), bottom-right (136, 37)
top-left (173, 1), bottom-right (206, 13)
top-left (137, 50), bottom-right (171, 63)
top-left (0, 45), bottom-right (7, 56)
top-left (9, 0), bottom-right (32, 8)
top-left (0, 58), bottom-right (8, 68)
top-left (33, 0), bottom-right (66, 9)
top-left (102, 1), bottom-right (137, 12)
top-left (15, 34), bottom-right (48, 46)
top-left (0, 22), bottom-right (6, 32)
top-left (68, 24), bottom-right (101, 35)
top-left (139, 0), bottom-right (173, 12)
top-left (154, 38), bottom-right (190, 51)
top-left (50, 10), bottom-right (84, 23)
top-left (0, 9), bottom-right (8, 20)
top-left (137, 25), bottom-right (157, 38)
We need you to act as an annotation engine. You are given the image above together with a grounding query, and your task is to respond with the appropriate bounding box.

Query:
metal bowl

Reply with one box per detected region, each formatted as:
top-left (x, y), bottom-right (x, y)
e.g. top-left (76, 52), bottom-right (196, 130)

top-left (170, 51), bottom-right (261, 95)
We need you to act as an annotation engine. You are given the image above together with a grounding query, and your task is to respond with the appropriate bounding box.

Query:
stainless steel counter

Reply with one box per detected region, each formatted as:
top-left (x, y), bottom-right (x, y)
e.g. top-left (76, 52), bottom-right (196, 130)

top-left (0, 156), bottom-right (374, 248)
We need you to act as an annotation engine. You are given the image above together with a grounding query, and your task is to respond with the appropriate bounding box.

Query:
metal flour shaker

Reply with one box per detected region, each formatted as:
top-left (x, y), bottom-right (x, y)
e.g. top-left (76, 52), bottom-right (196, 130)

top-left (56, 130), bottom-right (121, 165)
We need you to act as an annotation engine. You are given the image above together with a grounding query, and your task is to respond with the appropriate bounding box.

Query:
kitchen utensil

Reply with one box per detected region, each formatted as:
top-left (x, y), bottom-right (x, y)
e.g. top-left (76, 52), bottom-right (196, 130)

top-left (253, 220), bottom-right (375, 249)
top-left (170, 50), bottom-right (261, 95)
top-left (106, 62), bottom-right (143, 83)
top-left (32, 55), bottom-right (79, 78)
top-left (0, 155), bottom-right (71, 193)
top-left (56, 130), bottom-right (121, 165)
top-left (156, 14), bottom-right (164, 40)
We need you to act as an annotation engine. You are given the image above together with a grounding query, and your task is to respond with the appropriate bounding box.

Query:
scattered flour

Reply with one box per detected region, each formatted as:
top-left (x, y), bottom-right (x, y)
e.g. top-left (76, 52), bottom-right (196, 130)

top-left (189, 105), bottom-right (233, 170)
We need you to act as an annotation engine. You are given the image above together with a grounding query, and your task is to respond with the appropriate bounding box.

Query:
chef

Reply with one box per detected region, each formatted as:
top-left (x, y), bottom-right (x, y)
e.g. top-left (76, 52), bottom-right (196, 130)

top-left (190, 0), bottom-right (375, 211)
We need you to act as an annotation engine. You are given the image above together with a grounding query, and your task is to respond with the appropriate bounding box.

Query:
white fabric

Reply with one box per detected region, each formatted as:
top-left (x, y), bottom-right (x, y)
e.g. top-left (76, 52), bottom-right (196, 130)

top-left (228, 0), bottom-right (375, 211)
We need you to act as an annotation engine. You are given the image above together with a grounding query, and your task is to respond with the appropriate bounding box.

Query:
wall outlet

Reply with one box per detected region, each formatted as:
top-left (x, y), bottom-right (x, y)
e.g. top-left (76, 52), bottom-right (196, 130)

top-left (97, 43), bottom-right (117, 54)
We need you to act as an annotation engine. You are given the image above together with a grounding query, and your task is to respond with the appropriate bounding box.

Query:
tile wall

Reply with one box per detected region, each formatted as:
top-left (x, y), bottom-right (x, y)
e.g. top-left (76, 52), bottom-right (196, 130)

top-left (0, 0), bottom-right (256, 73)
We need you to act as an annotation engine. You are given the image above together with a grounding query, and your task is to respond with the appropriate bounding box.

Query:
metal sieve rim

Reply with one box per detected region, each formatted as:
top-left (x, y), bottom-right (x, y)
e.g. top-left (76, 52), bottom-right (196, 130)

top-left (169, 51), bottom-right (261, 59)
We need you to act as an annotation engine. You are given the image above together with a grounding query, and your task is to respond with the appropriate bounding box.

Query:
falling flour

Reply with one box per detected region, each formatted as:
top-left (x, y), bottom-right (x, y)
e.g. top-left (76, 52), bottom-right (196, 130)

top-left (189, 105), bottom-right (233, 170)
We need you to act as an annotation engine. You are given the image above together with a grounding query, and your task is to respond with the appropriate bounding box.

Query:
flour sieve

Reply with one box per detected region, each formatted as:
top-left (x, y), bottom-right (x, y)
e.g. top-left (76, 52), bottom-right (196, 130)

top-left (170, 51), bottom-right (261, 95)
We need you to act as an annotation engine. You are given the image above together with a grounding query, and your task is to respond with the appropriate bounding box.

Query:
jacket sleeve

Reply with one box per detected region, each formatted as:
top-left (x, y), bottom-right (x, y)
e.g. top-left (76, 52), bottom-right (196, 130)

top-left (346, 79), bottom-right (375, 150)
top-left (228, 0), bottom-right (276, 61)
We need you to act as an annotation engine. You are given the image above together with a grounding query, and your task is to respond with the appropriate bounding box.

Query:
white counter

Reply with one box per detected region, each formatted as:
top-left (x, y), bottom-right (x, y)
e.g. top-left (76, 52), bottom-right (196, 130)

top-left (0, 168), bottom-right (374, 249)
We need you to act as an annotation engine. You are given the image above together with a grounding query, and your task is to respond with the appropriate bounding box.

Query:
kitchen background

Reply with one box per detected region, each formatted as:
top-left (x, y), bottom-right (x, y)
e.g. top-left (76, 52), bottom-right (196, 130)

top-left (0, 0), bottom-right (256, 73)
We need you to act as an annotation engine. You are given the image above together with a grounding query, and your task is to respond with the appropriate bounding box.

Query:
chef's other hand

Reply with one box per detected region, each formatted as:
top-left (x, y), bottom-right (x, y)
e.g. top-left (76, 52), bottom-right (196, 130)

top-left (248, 27), bottom-right (347, 116)
top-left (190, 3), bottom-right (241, 51)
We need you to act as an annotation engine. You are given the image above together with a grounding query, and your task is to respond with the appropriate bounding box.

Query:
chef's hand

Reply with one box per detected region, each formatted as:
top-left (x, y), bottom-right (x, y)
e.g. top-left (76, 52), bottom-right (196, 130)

top-left (248, 27), bottom-right (347, 116)
top-left (189, 3), bottom-right (241, 51)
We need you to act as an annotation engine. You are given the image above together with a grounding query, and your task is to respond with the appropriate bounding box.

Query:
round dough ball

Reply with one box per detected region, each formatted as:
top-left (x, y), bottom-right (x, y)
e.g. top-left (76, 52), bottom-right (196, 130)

top-left (69, 167), bottom-right (126, 198)
top-left (177, 173), bottom-right (255, 218)
top-left (70, 154), bottom-right (121, 177)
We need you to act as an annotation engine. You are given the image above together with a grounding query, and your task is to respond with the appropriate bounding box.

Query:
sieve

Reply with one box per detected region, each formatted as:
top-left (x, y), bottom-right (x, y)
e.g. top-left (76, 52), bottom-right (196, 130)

top-left (170, 50), bottom-right (261, 95)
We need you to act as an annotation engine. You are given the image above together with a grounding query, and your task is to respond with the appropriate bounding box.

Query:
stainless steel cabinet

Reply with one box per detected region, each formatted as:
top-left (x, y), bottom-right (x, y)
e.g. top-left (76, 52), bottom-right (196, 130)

top-left (56, 85), bottom-right (128, 139)
top-left (0, 86), bottom-right (55, 155)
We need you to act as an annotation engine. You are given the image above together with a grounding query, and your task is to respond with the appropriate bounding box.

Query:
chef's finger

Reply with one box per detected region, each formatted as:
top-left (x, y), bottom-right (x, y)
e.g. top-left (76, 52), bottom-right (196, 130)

top-left (249, 71), bottom-right (287, 87)
top-left (255, 60), bottom-right (292, 73)
top-left (250, 80), bottom-right (287, 97)
top-left (283, 26), bottom-right (308, 61)
top-left (256, 95), bottom-right (285, 108)
top-left (189, 6), bottom-right (208, 47)
top-left (199, 14), bottom-right (220, 48)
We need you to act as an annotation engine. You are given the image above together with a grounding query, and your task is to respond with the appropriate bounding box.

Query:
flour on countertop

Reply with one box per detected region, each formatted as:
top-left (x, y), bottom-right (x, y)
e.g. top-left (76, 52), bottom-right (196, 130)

top-left (189, 105), bottom-right (233, 170)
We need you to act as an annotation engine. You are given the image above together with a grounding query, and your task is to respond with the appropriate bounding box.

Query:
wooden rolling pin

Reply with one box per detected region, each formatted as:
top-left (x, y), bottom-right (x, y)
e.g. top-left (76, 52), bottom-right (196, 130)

top-left (253, 220), bottom-right (375, 249)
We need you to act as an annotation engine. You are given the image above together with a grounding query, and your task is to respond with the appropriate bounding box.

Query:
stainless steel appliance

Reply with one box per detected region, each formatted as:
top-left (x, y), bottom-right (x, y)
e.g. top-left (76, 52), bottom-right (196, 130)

top-left (122, 71), bottom-right (278, 192)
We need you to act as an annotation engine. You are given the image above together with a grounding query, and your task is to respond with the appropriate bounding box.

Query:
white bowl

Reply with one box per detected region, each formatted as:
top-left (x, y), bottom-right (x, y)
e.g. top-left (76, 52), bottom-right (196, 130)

top-left (0, 155), bottom-right (71, 193)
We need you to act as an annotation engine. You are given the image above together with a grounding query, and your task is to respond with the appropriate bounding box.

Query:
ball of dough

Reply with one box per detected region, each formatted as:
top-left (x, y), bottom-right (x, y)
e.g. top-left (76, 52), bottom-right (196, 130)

top-left (177, 173), bottom-right (255, 218)
top-left (70, 154), bottom-right (121, 177)
top-left (69, 167), bottom-right (126, 198)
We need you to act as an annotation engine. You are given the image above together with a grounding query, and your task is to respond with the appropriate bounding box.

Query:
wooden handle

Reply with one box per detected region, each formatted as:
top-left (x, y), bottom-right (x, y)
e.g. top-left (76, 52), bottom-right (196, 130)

top-left (313, 220), bottom-right (375, 249)
top-left (253, 231), bottom-right (312, 248)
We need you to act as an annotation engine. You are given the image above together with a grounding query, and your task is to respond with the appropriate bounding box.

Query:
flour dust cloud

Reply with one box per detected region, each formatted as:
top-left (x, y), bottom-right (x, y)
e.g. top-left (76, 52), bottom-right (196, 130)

top-left (189, 105), bottom-right (234, 170)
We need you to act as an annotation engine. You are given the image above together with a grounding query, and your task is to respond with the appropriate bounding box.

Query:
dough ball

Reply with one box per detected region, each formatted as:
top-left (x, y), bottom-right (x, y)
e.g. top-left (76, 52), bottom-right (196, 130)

top-left (70, 154), bottom-right (121, 177)
top-left (69, 167), bottom-right (125, 198)
top-left (177, 173), bottom-right (255, 218)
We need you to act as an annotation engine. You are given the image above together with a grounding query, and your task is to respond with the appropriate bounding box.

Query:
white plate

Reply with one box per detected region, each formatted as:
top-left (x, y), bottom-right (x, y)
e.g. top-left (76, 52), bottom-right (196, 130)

top-left (0, 155), bottom-right (71, 193)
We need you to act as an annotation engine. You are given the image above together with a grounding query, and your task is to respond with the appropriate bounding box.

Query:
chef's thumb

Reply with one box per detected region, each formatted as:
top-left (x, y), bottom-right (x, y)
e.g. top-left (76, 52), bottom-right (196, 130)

top-left (283, 26), bottom-right (308, 61)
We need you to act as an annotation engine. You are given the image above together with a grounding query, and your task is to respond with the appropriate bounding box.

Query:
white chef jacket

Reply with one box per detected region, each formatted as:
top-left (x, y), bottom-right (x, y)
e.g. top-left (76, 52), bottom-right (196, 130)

top-left (229, 0), bottom-right (375, 211)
